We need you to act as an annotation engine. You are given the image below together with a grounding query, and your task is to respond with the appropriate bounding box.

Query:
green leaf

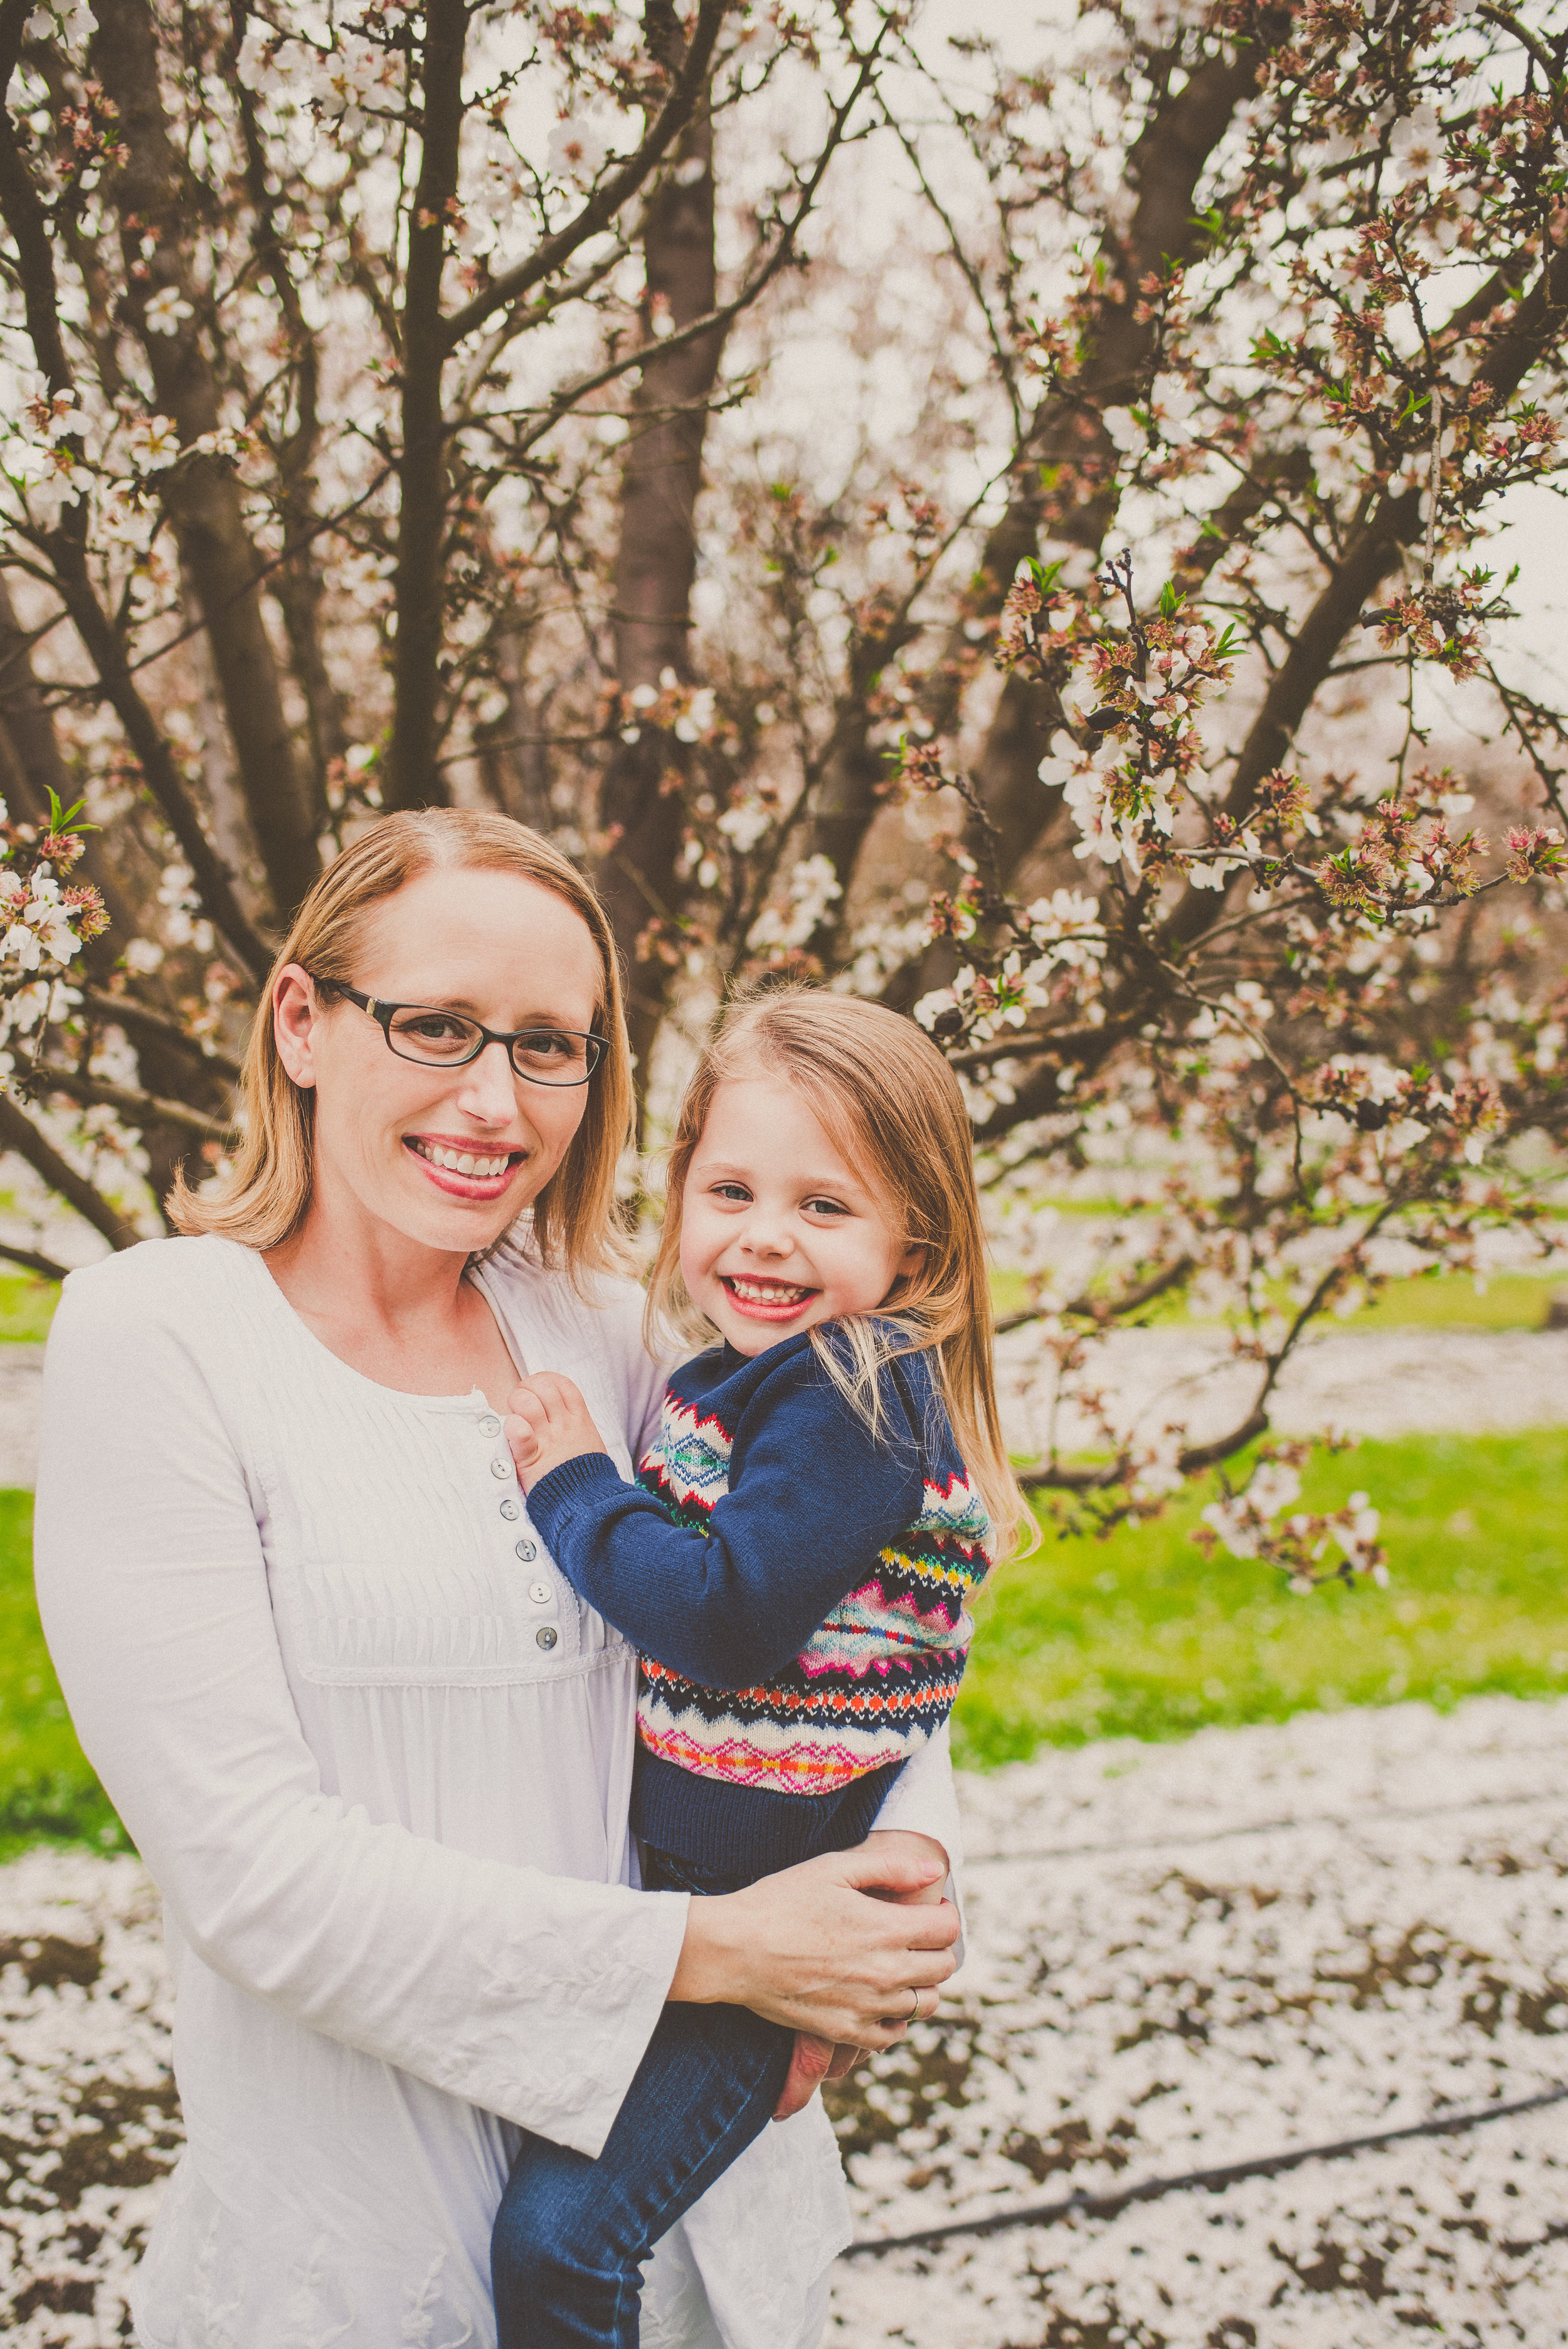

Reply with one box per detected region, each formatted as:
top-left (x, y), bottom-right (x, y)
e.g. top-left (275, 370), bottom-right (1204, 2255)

top-left (43, 788), bottom-right (93, 836)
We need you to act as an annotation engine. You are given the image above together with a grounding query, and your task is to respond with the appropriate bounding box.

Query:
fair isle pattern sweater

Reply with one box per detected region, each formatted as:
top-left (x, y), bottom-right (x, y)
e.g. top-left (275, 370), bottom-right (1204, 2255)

top-left (526, 1330), bottom-right (993, 1879)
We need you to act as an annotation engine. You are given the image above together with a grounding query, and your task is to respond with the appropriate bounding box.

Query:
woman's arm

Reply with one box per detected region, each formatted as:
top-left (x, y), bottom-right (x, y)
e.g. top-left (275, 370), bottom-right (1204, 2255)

top-left (34, 1266), bottom-right (691, 2158)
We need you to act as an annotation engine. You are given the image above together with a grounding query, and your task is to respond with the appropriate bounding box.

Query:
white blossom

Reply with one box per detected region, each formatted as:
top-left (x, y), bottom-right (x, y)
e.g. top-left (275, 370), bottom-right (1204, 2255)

top-left (548, 119), bottom-right (610, 180)
top-left (126, 414), bottom-right (181, 472)
top-left (1389, 103), bottom-right (1443, 179)
top-left (747, 854), bottom-right (842, 950)
top-left (716, 800), bottom-right (772, 852)
top-left (1100, 405), bottom-right (1145, 456)
top-left (143, 287), bottom-right (193, 337)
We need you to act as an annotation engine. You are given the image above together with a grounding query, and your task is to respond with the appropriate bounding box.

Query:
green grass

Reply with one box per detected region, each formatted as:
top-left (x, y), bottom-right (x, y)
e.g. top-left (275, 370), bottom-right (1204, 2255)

top-left (992, 1265), bottom-right (1566, 1334)
top-left (0, 1271), bottom-right (60, 1343)
top-left (1331, 1270), bottom-right (1564, 1332)
top-left (955, 1430), bottom-right (1568, 1767)
top-left (4, 1433), bottom-right (1566, 1850)
top-left (0, 1491), bottom-right (125, 1859)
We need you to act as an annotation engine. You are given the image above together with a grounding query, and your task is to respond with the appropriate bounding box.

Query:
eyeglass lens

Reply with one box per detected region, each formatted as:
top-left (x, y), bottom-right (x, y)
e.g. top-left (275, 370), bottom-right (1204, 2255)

top-left (385, 1008), bottom-right (596, 1083)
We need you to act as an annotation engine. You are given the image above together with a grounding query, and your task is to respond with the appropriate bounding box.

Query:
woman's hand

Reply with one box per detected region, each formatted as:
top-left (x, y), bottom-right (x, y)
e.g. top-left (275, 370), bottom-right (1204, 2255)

top-left (770, 1831), bottom-right (949, 2116)
top-left (504, 1373), bottom-right (608, 1491)
top-left (668, 1832), bottom-right (960, 2049)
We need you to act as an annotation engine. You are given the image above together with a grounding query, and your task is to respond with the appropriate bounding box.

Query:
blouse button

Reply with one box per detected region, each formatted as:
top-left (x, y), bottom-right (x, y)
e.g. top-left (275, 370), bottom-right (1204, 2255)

top-left (536, 1625), bottom-right (559, 1651)
top-left (515, 1539), bottom-right (537, 1562)
top-left (490, 1458), bottom-right (512, 1481)
top-left (479, 1413), bottom-right (502, 1437)
top-left (499, 1498), bottom-right (520, 1522)
top-left (528, 1580), bottom-right (551, 1604)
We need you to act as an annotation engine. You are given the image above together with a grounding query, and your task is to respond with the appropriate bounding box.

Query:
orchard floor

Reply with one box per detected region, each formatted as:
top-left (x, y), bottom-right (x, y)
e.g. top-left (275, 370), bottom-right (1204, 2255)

top-left (4, 1697), bottom-right (1567, 2347)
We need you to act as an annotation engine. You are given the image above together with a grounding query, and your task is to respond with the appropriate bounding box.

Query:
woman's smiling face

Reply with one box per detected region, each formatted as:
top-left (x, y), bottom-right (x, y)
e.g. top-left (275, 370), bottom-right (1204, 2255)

top-left (273, 865), bottom-right (604, 1257)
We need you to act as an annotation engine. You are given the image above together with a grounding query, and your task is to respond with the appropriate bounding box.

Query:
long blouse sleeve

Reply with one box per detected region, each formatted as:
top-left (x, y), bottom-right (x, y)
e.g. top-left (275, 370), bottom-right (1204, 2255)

top-left (34, 1248), bottom-right (689, 2160)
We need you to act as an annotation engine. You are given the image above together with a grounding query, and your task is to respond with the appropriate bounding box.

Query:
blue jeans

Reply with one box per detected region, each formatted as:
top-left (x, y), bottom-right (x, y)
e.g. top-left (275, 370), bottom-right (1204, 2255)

top-left (490, 1848), bottom-right (793, 2348)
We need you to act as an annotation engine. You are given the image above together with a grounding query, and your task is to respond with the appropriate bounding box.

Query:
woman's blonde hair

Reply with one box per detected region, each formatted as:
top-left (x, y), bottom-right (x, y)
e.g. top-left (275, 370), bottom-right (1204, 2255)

top-left (171, 810), bottom-right (633, 1275)
top-left (647, 983), bottom-right (1028, 1559)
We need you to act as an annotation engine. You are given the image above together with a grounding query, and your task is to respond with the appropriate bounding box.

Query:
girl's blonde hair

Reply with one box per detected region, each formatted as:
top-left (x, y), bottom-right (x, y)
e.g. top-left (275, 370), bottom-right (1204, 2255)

top-left (171, 809), bottom-right (633, 1275)
top-left (647, 983), bottom-right (1028, 1559)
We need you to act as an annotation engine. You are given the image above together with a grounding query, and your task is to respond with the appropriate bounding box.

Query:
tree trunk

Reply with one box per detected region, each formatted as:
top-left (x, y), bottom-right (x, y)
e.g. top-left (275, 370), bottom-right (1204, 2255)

top-left (93, 0), bottom-right (321, 926)
top-left (384, 0), bottom-right (467, 814)
top-left (590, 105), bottom-right (726, 1118)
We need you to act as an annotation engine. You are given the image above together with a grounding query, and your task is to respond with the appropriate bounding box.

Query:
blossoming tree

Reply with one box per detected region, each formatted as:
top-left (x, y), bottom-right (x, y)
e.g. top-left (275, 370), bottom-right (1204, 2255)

top-left (0, 0), bottom-right (1564, 1577)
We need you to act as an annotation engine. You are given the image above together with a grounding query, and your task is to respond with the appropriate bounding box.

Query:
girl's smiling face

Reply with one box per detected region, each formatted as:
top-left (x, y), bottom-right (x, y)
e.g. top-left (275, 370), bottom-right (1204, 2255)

top-left (679, 1074), bottom-right (922, 1355)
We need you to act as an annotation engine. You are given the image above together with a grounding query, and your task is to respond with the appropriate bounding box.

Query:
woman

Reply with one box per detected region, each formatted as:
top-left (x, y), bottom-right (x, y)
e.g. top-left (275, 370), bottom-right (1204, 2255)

top-left (35, 812), bottom-right (962, 2349)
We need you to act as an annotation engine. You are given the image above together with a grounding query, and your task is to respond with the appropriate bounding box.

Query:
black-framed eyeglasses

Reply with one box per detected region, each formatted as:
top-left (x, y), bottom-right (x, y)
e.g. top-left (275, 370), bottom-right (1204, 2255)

top-left (312, 976), bottom-right (607, 1088)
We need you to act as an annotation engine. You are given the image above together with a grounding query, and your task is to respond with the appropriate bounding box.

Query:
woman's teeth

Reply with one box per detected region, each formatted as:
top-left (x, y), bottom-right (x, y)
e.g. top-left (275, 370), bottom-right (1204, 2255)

top-left (411, 1140), bottom-right (514, 1179)
top-left (726, 1278), bottom-right (809, 1305)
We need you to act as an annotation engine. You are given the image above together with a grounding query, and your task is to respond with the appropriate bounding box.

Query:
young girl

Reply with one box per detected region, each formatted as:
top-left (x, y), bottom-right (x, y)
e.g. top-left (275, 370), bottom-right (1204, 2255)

top-left (491, 985), bottom-right (1024, 2348)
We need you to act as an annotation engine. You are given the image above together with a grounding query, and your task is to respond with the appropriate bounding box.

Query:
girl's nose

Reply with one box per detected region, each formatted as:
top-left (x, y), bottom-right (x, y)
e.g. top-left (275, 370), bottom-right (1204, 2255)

top-left (742, 1214), bottom-right (792, 1259)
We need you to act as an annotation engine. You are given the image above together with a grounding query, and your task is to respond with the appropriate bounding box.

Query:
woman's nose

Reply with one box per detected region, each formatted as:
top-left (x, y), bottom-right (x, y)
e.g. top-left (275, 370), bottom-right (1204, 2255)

top-left (455, 1039), bottom-right (520, 1123)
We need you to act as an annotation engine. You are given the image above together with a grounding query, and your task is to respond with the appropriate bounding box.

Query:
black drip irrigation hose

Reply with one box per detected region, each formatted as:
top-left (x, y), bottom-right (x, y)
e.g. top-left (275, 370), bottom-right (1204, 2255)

top-left (842, 2082), bottom-right (1568, 2258)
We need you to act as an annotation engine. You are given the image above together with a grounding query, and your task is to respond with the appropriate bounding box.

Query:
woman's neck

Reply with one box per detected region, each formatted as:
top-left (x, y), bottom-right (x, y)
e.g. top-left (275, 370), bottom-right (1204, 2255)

top-left (264, 1187), bottom-right (520, 1406)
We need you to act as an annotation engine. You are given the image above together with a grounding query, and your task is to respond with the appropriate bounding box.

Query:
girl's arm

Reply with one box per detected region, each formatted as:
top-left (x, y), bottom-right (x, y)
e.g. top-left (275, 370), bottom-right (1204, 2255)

top-left (507, 1356), bottom-right (927, 1687)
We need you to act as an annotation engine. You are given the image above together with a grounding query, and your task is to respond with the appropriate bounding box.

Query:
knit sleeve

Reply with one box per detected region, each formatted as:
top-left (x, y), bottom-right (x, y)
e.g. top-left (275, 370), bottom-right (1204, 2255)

top-left (527, 1347), bottom-right (926, 1689)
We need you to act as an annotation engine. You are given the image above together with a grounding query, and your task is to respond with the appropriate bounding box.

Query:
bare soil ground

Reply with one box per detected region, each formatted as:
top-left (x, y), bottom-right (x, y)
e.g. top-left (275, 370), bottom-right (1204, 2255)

top-left (825, 1695), bottom-right (1568, 2346)
top-left (3, 1697), bottom-right (1566, 2345)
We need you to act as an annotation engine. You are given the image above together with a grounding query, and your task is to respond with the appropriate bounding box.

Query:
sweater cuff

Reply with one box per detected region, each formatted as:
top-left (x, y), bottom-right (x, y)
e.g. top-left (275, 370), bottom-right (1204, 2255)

top-left (527, 1449), bottom-right (625, 1540)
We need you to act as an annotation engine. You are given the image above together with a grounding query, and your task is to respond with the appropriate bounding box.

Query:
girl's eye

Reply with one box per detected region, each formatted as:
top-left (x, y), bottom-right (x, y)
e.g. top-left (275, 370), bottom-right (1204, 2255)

top-left (712, 1182), bottom-right (751, 1203)
top-left (803, 1196), bottom-right (849, 1219)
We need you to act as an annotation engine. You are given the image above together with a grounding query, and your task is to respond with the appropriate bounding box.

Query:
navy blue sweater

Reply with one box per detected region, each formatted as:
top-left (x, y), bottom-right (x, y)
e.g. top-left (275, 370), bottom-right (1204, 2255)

top-left (526, 1330), bottom-right (993, 1880)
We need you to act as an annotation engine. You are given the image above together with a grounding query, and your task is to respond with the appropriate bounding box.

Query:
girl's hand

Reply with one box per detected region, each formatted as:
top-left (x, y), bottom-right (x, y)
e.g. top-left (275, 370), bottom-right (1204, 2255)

top-left (504, 1374), bottom-right (608, 1491)
top-left (859, 1827), bottom-right (949, 1904)
top-left (668, 1832), bottom-right (959, 2047)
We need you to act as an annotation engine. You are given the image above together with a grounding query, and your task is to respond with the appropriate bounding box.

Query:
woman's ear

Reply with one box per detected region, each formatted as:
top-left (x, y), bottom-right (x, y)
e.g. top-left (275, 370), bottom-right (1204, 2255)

top-left (272, 964), bottom-right (321, 1090)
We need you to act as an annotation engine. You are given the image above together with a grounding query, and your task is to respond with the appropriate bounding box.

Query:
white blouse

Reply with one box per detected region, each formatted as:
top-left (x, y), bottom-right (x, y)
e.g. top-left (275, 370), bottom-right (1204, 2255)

top-left (34, 1234), bottom-right (962, 2349)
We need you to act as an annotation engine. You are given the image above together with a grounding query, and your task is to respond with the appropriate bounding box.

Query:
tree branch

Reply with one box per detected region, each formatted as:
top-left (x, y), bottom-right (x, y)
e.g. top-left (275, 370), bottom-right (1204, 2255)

top-left (0, 1237), bottom-right (69, 1281)
top-left (0, 11), bottom-right (277, 983)
top-left (439, 0), bottom-right (731, 353)
top-left (0, 1091), bottom-right (142, 1249)
top-left (24, 1064), bottom-right (239, 1144)
top-left (79, 990), bottom-right (243, 1083)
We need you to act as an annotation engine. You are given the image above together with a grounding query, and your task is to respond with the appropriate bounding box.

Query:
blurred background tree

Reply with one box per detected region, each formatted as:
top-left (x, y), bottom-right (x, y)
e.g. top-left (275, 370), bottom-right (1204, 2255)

top-left (0, 0), bottom-right (1564, 1568)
